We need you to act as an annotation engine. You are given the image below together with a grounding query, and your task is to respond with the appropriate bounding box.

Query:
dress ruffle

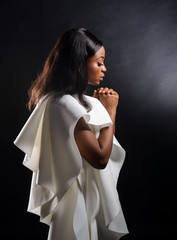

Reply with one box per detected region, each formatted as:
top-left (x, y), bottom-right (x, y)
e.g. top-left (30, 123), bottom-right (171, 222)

top-left (14, 94), bottom-right (128, 239)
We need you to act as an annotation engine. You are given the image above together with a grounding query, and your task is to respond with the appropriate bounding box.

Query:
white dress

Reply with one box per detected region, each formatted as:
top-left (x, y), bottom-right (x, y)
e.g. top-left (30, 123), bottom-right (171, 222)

top-left (14, 94), bottom-right (129, 240)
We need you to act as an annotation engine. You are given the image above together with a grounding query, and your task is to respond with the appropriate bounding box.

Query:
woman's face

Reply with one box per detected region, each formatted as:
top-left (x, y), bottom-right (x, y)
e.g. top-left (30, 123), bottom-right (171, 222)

top-left (87, 46), bottom-right (107, 85)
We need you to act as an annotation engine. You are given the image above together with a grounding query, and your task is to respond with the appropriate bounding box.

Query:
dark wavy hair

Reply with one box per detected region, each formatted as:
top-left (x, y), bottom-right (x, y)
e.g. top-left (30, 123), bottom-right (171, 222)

top-left (28, 28), bottom-right (103, 111)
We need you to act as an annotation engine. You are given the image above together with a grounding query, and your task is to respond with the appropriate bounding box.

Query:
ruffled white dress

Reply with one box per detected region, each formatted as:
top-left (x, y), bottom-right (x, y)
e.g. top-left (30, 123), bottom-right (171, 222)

top-left (14, 94), bottom-right (128, 240)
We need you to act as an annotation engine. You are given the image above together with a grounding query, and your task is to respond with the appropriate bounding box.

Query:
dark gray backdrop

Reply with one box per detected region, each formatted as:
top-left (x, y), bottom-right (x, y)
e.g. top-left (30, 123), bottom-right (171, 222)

top-left (2, 0), bottom-right (177, 239)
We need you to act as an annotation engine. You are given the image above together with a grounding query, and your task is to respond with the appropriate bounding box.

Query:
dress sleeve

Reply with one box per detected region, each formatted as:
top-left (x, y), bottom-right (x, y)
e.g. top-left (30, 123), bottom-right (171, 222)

top-left (14, 95), bottom-right (90, 225)
top-left (84, 96), bottom-right (129, 237)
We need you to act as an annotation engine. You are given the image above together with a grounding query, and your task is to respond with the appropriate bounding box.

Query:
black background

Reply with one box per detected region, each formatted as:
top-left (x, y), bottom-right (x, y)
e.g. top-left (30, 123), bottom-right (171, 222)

top-left (1, 0), bottom-right (177, 239)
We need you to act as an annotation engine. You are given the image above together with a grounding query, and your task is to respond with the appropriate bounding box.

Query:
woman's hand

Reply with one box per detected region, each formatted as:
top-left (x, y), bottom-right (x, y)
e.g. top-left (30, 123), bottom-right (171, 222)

top-left (93, 87), bottom-right (119, 121)
top-left (74, 87), bottom-right (118, 169)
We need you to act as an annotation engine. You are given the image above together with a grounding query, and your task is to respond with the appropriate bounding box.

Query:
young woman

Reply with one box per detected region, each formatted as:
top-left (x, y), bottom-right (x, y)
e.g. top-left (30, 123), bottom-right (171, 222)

top-left (14, 28), bottom-right (128, 240)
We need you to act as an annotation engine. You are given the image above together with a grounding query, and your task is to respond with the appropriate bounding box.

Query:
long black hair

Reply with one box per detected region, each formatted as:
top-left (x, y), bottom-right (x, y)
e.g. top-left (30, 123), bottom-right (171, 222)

top-left (28, 28), bottom-right (103, 110)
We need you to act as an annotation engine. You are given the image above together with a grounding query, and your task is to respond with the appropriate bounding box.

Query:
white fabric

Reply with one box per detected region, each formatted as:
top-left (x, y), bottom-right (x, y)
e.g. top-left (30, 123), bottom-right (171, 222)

top-left (14, 94), bottom-right (129, 239)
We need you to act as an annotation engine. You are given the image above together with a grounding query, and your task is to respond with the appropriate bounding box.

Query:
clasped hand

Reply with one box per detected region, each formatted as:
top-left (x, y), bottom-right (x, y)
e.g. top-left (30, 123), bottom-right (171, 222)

top-left (93, 87), bottom-right (119, 118)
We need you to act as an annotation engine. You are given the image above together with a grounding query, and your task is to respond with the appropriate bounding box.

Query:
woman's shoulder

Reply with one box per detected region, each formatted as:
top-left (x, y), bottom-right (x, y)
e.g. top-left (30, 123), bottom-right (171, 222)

top-left (39, 94), bottom-right (84, 109)
top-left (53, 94), bottom-right (101, 111)
top-left (54, 94), bottom-right (87, 110)
top-left (50, 94), bottom-right (89, 122)
top-left (84, 95), bottom-right (102, 106)
top-left (84, 95), bottom-right (98, 102)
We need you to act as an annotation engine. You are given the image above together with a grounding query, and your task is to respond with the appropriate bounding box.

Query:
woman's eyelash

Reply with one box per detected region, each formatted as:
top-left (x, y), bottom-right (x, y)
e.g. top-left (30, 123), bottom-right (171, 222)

top-left (98, 62), bottom-right (104, 66)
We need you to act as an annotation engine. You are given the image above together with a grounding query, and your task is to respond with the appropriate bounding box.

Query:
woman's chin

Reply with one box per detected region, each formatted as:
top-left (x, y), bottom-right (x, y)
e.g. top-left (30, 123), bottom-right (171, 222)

top-left (88, 81), bottom-right (101, 86)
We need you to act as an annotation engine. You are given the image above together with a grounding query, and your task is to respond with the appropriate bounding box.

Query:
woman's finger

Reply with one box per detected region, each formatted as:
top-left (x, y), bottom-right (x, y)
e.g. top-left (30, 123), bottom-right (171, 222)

top-left (93, 90), bottom-right (99, 99)
top-left (97, 87), bottom-right (109, 94)
top-left (97, 87), bottom-right (104, 93)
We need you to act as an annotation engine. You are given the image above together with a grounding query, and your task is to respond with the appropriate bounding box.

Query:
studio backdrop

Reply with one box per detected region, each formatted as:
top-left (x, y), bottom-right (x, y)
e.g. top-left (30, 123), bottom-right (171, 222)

top-left (1, 0), bottom-right (177, 239)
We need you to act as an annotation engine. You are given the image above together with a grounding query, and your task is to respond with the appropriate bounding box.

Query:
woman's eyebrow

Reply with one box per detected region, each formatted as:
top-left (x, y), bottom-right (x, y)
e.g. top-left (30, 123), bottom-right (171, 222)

top-left (96, 56), bottom-right (105, 60)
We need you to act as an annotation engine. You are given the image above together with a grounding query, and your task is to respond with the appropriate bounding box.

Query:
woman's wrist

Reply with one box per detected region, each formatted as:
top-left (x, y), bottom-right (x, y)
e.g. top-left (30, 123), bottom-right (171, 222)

top-left (107, 109), bottom-right (116, 122)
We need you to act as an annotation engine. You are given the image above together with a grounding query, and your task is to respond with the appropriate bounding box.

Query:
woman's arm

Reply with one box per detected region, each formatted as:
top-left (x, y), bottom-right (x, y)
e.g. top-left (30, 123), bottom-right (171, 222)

top-left (93, 88), bottom-right (117, 134)
top-left (74, 89), bottom-right (119, 169)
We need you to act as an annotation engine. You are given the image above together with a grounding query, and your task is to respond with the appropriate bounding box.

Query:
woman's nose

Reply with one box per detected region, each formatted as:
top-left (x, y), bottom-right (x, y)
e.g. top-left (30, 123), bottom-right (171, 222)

top-left (102, 64), bottom-right (107, 72)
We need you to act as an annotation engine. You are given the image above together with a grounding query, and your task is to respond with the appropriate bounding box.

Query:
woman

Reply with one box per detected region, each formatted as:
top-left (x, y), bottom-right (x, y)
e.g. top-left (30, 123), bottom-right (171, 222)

top-left (14, 28), bottom-right (128, 240)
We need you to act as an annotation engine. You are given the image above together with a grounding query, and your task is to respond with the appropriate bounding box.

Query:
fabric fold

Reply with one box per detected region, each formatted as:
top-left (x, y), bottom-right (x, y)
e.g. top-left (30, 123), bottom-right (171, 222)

top-left (14, 94), bottom-right (128, 239)
top-left (14, 95), bottom-right (90, 225)
top-left (93, 140), bottom-right (128, 237)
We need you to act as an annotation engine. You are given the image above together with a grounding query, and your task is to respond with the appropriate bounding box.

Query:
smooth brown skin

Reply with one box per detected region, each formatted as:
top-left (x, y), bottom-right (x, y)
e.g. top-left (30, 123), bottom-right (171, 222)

top-left (74, 46), bottom-right (119, 169)
top-left (87, 46), bottom-right (107, 86)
